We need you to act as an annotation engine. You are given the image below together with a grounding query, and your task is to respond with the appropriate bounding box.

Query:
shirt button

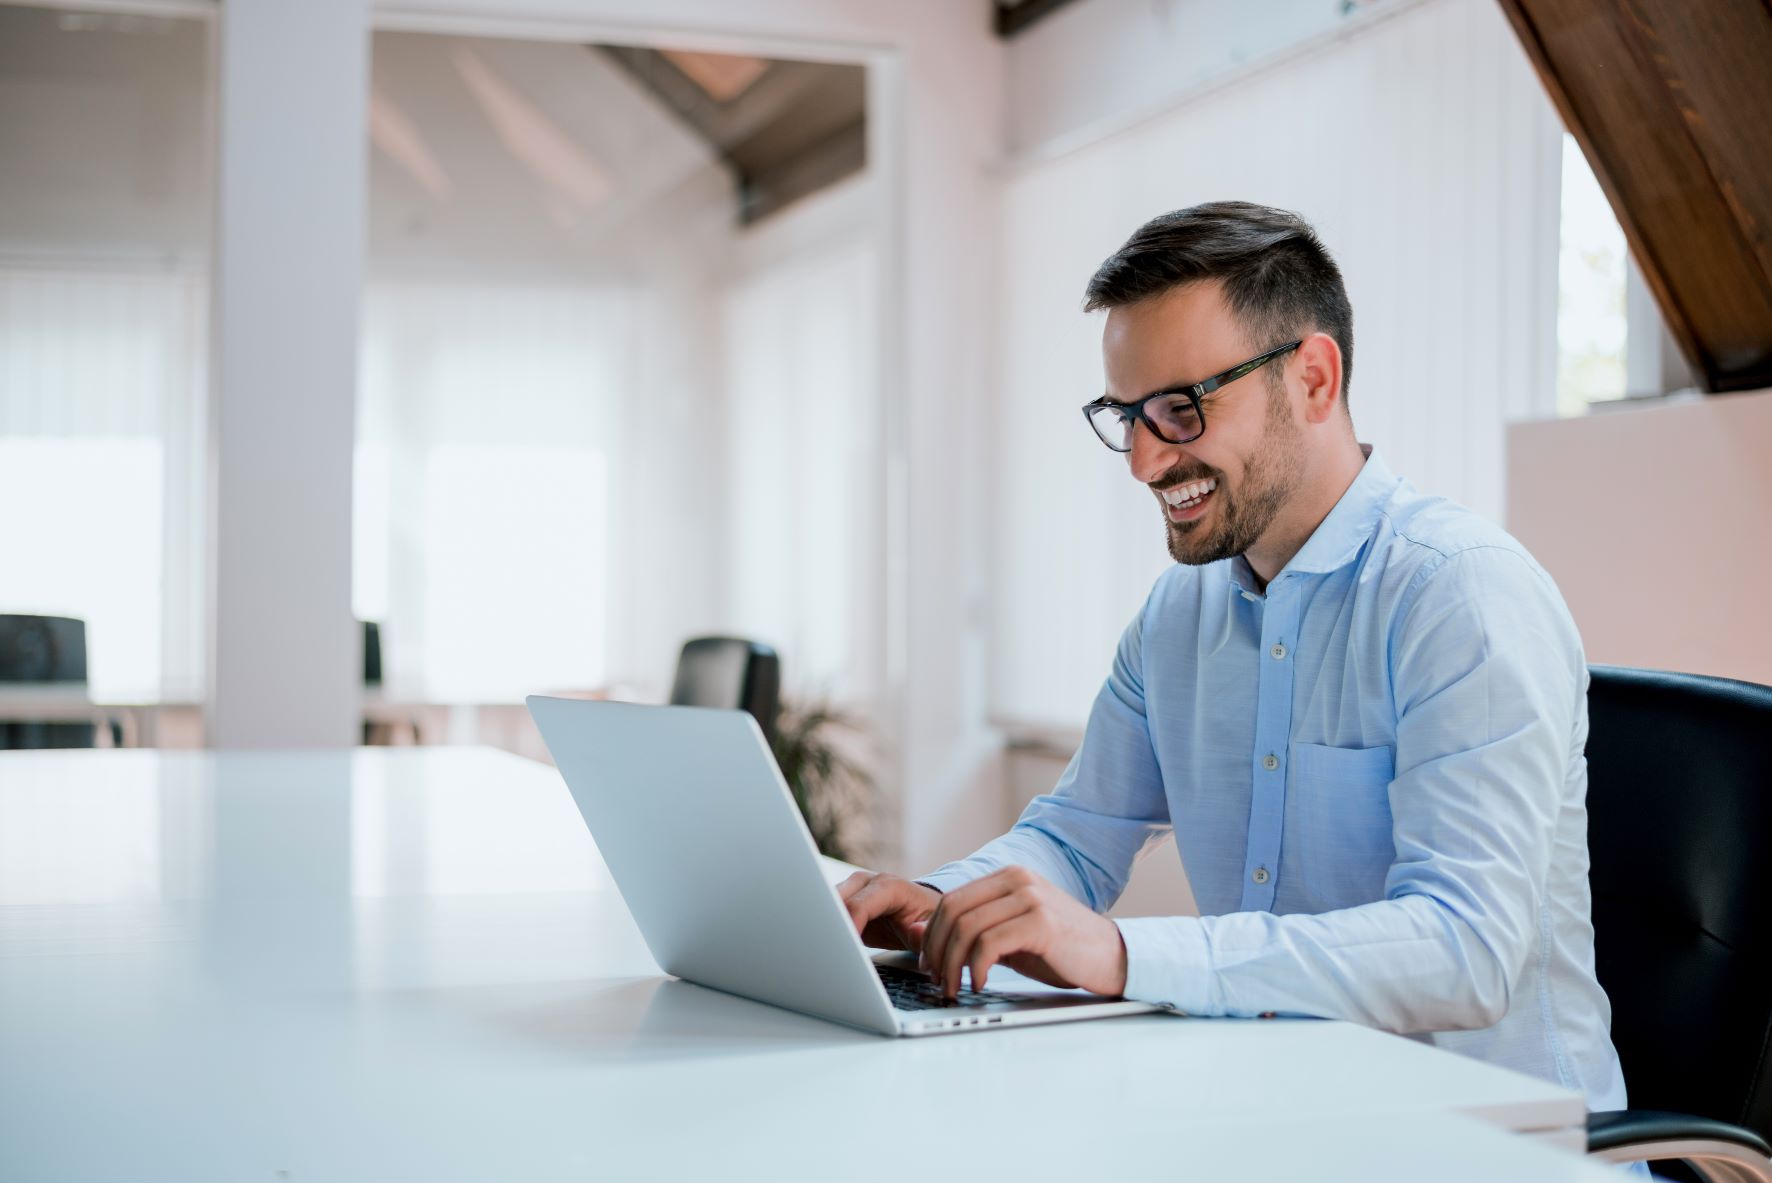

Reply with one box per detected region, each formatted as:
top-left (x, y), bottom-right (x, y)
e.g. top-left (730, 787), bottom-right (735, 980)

top-left (1262, 754), bottom-right (1279, 771)
top-left (1252, 866), bottom-right (1271, 885)
top-left (1270, 642), bottom-right (1287, 660)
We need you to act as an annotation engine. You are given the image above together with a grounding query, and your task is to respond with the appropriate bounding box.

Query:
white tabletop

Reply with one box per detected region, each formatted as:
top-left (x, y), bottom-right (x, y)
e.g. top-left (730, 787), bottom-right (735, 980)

top-left (0, 748), bottom-right (1615, 1181)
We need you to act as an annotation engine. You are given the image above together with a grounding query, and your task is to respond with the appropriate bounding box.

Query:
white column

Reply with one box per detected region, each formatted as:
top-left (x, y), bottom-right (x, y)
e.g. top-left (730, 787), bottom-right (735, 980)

top-left (206, 0), bottom-right (368, 748)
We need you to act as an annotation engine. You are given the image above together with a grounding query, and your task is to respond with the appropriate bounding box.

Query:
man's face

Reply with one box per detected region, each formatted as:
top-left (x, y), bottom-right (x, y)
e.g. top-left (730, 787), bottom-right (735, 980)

top-left (1100, 280), bottom-right (1306, 567)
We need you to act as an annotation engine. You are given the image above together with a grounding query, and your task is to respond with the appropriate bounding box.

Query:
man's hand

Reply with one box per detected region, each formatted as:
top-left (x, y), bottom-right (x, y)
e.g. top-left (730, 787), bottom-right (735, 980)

top-left (918, 866), bottom-right (1128, 999)
top-left (837, 871), bottom-right (942, 953)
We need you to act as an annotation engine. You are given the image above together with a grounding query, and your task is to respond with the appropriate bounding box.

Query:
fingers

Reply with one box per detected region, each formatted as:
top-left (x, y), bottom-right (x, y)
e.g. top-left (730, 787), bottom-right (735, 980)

top-left (841, 875), bottom-right (893, 934)
top-left (967, 915), bottom-right (1040, 995)
top-left (937, 892), bottom-right (1029, 997)
top-left (919, 867), bottom-right (1030, 977)
top-left (837, 873), bottom-right (937, 949)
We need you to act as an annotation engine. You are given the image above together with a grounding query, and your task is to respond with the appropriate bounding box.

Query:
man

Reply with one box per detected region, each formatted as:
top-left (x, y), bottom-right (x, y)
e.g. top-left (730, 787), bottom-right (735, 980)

top-left (840, 201), bottom-right (1627, 1110)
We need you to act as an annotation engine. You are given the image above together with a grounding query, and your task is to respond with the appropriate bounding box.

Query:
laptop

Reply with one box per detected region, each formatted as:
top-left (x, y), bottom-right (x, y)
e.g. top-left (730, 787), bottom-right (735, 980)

top-left (526, 696), bottom-right (1164, 1036)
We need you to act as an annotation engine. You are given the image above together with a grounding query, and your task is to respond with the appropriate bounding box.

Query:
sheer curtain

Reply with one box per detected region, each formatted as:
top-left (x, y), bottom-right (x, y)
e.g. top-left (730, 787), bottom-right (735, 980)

top-left (0, 267), bottom-right (207, 698)
top-left (722, 236), bottom-right (879, 703)
top-left (354, 281), bottom-right (626, 702)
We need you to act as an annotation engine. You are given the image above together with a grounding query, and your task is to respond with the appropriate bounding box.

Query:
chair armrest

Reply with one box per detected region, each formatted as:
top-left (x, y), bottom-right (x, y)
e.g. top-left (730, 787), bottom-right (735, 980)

top-left (1588, 1109), bottom-right (1772, 1183)
top-left (1589, 1111), bottom-right (1771, 1156)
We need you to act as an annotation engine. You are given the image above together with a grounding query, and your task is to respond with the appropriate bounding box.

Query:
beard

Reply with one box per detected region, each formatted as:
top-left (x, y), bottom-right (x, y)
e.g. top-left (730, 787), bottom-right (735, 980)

top-left (1162, 380), bottom-right (1305, 567)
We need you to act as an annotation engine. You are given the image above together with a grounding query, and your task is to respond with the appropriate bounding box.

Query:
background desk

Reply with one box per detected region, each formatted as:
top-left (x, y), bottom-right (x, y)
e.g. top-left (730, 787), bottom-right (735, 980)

top-left (0, 748), bottom-right (1619, 1181)
top-left (0, 684), bottom-right (198, 748)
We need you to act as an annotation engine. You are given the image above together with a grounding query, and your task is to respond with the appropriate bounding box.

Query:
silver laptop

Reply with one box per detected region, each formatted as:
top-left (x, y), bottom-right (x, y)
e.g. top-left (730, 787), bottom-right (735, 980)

top-left (527, 696), bottom-right (1163, 1036)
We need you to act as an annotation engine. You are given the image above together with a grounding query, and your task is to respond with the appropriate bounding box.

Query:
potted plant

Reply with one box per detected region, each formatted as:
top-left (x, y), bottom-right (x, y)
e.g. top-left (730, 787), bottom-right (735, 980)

top-left (768, 696), bottom-right (876, 864)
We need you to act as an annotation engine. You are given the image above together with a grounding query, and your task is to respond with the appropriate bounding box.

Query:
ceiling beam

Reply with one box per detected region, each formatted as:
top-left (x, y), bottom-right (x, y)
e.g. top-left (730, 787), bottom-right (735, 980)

top-left (1497, 0), bottom-right (1772, 393)
top-left (994, 0), bottom-right (1082, 40)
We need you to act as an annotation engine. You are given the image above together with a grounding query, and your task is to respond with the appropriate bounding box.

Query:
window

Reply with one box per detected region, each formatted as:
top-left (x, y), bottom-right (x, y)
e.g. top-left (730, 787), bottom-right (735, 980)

top-left (1555, 133), bottom-right (1629, 415)
top-left (0, 269), bottom-right (206, 697)
top-left (0, 6), bottom-right (211, 700)
top-left (354, 283), bottom-right (618, 700)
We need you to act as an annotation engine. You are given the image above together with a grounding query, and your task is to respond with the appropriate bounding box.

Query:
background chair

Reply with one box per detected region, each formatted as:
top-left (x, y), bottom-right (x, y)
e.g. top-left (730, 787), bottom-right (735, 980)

top-left (0, 614), bottom-right (120, 749)
top-left (1585, 664), bottom-right (1772, 1182)
top-left (669, 636), bottom-right (780, 748)
top-left (363, 620), bottom-right (383, 688)
top-left (360, 620), bottom-right (421, 745)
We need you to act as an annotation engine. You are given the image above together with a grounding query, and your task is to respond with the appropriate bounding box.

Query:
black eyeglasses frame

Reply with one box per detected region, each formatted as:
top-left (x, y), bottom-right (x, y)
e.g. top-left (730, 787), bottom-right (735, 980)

top-left (1081, 339), bottom-right (1302, 452)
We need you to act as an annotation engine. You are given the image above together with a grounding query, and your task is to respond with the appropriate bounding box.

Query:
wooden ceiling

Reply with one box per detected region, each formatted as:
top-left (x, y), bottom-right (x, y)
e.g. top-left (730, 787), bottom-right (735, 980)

top-left (1498, 0), bottom-right (1772, 393)
top-left (598, 46), bottom-right (864, 226)
top-left (994, 0), bottom-right (1083, 38)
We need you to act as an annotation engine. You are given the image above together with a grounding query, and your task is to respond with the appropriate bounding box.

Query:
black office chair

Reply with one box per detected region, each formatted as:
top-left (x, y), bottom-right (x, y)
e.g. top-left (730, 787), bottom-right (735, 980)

top-left (0, 614), bottom-right (119, 749)
top-left (359, 620), bottom-right (419, 745)
top-left (1584, 665), bottom-right (1772, 1181)
top-left (669, 636), bottom-right (781, 748)
top-left (363, 620), bottom-right (384, 688)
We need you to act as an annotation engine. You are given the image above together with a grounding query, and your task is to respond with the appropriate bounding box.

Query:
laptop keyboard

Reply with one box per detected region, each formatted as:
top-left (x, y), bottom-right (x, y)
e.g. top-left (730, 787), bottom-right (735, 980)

top-left (877, 964), bottom-right (1039, 1010)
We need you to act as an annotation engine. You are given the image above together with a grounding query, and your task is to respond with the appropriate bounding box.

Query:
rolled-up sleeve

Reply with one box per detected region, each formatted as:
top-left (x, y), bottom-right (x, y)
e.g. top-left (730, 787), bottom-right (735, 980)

top-left (919, 606), bottom-right (1173, 911)
top-left (1116, 547), bottom-right (1579, 1032)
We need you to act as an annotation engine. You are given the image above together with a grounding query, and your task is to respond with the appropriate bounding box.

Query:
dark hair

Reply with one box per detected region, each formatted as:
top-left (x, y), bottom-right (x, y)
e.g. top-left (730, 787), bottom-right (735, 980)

top-left (1084, 201), bottom-right (1354, 403)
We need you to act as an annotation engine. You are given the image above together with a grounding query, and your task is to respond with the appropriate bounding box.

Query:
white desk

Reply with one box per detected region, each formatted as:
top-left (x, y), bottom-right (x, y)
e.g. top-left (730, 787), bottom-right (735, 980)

top-left (0, 748), bottom-right (1622, 1181)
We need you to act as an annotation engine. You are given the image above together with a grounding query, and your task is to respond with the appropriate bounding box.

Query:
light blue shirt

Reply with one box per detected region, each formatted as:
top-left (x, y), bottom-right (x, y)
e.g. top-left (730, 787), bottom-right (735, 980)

top-left (923, 447), bottom-right (1627, 1111)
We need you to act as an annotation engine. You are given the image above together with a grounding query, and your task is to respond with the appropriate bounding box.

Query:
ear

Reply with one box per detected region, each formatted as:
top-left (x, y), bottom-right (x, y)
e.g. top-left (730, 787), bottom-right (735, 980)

top-left (1294, 332), bottom-right (1344, 426)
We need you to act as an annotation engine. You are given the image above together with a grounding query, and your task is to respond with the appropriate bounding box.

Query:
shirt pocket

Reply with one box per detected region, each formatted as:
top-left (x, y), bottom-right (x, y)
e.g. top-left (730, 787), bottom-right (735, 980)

top-left (1286, 742), bottom-right (1397, 908)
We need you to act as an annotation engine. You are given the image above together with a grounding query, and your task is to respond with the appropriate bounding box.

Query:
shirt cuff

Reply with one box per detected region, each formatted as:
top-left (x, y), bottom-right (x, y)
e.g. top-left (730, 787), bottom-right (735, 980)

top-left (1115, 915), bottom-right (1215, 1015)
top-left (912, 868), bottom-right (973, 896)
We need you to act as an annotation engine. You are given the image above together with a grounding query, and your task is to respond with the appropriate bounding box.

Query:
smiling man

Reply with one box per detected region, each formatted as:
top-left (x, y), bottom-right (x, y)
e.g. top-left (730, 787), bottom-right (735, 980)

top-left (839, 201), bottom-right (1628, 1111)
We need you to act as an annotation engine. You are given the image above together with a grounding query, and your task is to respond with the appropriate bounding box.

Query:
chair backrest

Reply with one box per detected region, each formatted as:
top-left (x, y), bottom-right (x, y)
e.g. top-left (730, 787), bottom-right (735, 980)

top-left (0, 615), bottom-right (96, 748)
top-left (669, 636), bottom-right (781, 747)
top-left (0, 614), bottom-right (89, 683)
top-left (362, 620), bottom-right (383, 686)
top-left (1586, 664), bottom-right (1772, 1136)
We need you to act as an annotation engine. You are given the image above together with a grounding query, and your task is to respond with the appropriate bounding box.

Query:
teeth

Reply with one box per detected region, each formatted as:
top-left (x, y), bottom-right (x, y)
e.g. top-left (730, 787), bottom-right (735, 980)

top-left (1161, 478), bottom-right (1217, 506)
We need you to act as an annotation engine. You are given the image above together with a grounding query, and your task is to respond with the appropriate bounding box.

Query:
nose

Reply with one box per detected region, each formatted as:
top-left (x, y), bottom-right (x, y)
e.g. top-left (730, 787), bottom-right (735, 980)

top-left (1127, 419), bottom-right (1185, 486)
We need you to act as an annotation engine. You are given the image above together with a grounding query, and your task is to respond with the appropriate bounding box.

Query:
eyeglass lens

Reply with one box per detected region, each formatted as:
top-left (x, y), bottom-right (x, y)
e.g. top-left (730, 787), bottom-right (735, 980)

top-left (1088, 393), bottom-right (1203, 451)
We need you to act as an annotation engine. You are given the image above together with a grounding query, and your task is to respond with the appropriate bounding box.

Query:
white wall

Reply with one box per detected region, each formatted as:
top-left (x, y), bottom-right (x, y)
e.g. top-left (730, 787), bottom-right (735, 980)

top-left (1006, 0), bottom-right (1403, 156)
top-left (719, 177), bottom-right (881, 708)
top-left (1508, 390), bottom-right (1772, 687)
top-left (991, 0), bottom-right (1564, 729)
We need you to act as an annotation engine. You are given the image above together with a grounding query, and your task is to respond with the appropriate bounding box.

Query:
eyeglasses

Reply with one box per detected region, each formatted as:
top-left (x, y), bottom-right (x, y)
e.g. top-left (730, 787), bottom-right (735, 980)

top-left (1081, 340), bottom-right (1301, 453)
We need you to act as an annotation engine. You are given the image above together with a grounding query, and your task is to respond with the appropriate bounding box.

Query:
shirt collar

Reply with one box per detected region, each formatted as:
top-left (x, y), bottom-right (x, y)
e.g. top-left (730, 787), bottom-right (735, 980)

top-left (1229, 444), bottom-right (1399, 593)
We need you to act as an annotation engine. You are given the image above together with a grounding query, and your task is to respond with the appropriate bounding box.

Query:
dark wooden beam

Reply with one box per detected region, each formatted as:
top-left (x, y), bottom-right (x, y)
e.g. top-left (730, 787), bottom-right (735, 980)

top-left (994, 0), bottom-right (1082, 39)
top-left (1497, 0), bottom-right (1772, 393)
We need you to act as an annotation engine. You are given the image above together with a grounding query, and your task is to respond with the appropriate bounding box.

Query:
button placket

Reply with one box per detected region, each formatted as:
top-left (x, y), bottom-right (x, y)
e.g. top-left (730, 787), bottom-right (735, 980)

top-left (1241, 581), bottom-right (1300, 912)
